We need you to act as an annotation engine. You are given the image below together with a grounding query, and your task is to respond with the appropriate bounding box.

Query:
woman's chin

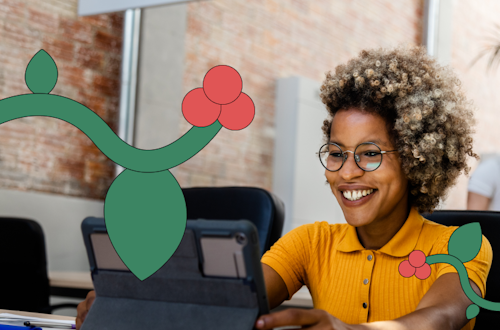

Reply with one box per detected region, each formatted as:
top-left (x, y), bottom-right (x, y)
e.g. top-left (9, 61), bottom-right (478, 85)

top-left (344, 216), bottom-right (372, 227)
top-left (340, 207), bottom-right (376, 227)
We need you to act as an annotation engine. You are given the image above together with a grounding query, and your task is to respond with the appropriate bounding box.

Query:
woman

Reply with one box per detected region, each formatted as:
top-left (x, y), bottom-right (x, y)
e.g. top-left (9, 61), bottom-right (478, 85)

top-left (76, 46), bottom-right (492, 330)
top-left (255, 46), bottom-right (491, 330)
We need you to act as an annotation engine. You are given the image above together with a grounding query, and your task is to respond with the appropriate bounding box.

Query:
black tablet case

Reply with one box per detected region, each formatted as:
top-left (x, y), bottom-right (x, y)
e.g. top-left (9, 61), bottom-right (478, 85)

top-left (81, 218), bottom-right (268, 330)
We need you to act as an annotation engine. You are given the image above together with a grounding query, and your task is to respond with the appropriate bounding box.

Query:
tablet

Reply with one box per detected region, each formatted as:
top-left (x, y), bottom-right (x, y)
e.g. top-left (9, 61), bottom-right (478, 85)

top-left (81, 217), bottom-right (269, 330)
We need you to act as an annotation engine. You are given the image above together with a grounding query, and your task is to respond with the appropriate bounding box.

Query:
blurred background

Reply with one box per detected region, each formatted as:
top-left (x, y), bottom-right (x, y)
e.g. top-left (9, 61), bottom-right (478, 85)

top-left (0, 0), bottom-right (499, 315)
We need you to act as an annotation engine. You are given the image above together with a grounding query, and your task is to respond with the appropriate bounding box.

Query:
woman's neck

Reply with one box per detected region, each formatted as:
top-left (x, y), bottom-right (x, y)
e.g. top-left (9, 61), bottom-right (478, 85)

top-left (356, 198), bottom-right (411, 250)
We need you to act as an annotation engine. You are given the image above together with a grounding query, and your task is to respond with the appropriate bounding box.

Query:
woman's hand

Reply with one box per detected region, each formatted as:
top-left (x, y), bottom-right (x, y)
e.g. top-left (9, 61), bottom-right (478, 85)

top-left (76, 290), bottom-right (96, 330)
top-left (255, 308), bottom-right (358, 330)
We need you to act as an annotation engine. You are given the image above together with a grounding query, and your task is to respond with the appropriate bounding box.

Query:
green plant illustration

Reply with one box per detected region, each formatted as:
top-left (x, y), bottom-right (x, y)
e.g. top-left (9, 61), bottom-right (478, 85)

top-left (0, 50), bottom-right (255, 280)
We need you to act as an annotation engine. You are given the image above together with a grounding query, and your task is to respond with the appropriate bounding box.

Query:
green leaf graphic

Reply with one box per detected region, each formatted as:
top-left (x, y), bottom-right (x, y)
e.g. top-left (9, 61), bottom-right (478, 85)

top-left (104, 169), bottom-right (187, 280)
top-left (25, 49), bottom-right (58, 94)
top-left (466, 304), bottom-right (480, 319)
top-left (448, 222), bottom-right (482, 263)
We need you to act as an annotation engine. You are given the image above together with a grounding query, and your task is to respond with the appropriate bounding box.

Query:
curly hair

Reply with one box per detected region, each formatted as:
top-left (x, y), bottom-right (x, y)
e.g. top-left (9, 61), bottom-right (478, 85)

top-left (320, 45), bottom-right (478, 213)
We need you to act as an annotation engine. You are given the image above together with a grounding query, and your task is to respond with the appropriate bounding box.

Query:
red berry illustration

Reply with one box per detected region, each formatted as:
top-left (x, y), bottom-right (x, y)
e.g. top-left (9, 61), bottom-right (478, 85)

top-left (415, 263), bottom-right (431, 280)
top-left (408, 250), bottom-right (426, 268)
top-left (399, 250), bottom-right (432, 280)
top-left (399, 260), bottom-right (416, 278)
top-left (203, 65), bottom-right (242, 105)
top-left (182, 88), bottom-right (221, 127)
top-left (218, 92), bottom-right (255, 130)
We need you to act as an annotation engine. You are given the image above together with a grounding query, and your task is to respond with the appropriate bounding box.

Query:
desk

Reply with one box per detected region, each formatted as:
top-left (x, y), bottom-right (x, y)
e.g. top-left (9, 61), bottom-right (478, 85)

top-left (0, 309), bottom-right (75, 321)
top-left (49, 271), bottom-right (93, 299)
top-left (281, 287), bottom-right (313, 308)
top-left (48, 271), bottom-right (315, 308)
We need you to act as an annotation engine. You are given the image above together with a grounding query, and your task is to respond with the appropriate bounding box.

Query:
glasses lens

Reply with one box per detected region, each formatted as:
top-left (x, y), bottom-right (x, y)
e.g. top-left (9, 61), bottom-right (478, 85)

top-left (355, 143), bottom-right (382, 171)
top-left (320, 144), bottom-right (343, 171)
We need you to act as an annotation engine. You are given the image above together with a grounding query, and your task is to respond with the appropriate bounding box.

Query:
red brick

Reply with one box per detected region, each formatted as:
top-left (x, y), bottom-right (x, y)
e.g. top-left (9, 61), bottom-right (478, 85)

top-left (104, 54), bottom-right (121, 76)
top-left (27, 8), bottom-right (59, 34)
top-left (94, 30), bottom-right (122, 54)
top-left (58, 65), bottom-right (89, 90)
top-left (54, 157), bottom-right (85, 181)
top-left (93, 74), bottom-right (119, 97)
top-left (77, 91), bottom-right (107, 119)
top-left (0, 0), bottom-right (123, 199)
top-left (108, 12), bottom-right (124, 33)
top-left (42, 36), bottom-right (75, 62)
top-left (80, 14), bottom-right (111, 29)
top-left (76, 46), bottom-right (104, 70)
top-left (2, 21), bottom-right (40, 50)
top-left (0, 0), bottom-right (25, 21)
top-left (60, 18), bottom-right (93, 44)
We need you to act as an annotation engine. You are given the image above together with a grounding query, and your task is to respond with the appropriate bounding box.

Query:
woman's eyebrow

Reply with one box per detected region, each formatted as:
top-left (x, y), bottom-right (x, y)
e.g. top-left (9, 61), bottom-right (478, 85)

top-left (329, 139), bottom-right (389, 148)
top-left (329, 140), bottom-right (343, 146)
top-left (368, 138), bottom-right (389, 147)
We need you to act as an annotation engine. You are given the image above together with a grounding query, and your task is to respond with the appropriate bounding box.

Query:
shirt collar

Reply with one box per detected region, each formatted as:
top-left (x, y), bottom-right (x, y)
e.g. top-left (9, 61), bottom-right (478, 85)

top-left (337, 207), bottom-right (424, 257)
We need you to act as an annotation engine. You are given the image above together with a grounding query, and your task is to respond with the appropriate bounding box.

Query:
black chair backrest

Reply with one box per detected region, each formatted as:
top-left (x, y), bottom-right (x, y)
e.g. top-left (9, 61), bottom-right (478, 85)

top-left (0, 217), bottom-right (50, 313)
top-left (421, 210), bottom-right (499, 329)
top-left (183, 187), bottom-right (285, 255)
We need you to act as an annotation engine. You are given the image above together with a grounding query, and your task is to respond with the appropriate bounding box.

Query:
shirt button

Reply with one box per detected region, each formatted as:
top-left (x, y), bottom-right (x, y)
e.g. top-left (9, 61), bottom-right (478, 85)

top-left (363, 302), bottom-right (367, 309)
top-left (367, 254), bottom-right (373, 261)
top-left (363, 278), bottom-right (369, 285)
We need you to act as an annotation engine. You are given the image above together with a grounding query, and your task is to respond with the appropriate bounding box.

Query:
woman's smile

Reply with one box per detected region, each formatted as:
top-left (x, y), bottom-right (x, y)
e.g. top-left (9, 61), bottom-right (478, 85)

top-left (340, 188), bottom-right (377, 206)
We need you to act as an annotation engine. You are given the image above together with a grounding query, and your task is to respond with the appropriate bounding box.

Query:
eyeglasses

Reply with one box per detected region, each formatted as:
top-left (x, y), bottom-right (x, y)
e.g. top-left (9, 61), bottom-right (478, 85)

top-left (319, 142), bottom-right (398, 172)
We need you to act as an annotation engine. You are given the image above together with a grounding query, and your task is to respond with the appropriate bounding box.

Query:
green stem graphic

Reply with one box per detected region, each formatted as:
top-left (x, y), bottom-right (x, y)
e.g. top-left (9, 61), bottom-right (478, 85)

top-left (0, 94), bottom-right (222, 172)
top-left (427, 254), bottom-right (500, 311)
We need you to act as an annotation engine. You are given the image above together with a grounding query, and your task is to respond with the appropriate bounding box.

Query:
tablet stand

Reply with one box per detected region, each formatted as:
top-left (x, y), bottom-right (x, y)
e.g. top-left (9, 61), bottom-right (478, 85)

top-left (81, 229), bottom-right (260, 330)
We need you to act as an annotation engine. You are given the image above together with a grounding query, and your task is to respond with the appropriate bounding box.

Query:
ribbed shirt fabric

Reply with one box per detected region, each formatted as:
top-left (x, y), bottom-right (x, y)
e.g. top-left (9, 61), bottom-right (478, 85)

top-left (261, 208), bottom-right (492, 329)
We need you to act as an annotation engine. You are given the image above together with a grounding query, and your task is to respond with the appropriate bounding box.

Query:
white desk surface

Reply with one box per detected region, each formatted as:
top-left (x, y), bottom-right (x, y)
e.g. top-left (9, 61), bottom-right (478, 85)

top-left (48, 271), bottom-right (314, 308)
top-left (49, 271), bottom-right (93, 290)
top-left (282, 287), bottom-right (313, 308)
top-left (0, 309), bottom-right (75, 321)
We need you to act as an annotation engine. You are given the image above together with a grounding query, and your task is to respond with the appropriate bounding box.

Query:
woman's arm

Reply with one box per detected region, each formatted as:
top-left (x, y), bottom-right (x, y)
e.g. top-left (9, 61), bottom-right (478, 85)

top-left (358, 273), bottom-right (481, 330)
top-left (256, 273), bottom-right (481, 330)
top-left (467, 191), bottom-right (491, 210)
top-left (262, 263), bottom-right (289, 310)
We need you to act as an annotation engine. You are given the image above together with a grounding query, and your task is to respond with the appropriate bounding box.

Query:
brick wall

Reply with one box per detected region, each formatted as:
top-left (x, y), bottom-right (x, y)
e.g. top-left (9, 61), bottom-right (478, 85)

top-left (0, 0), bottom-right (122, 199)
top-left (439, 0), bottom-right (500, 209)
top-left (176, 0), bottom-right (424, 190)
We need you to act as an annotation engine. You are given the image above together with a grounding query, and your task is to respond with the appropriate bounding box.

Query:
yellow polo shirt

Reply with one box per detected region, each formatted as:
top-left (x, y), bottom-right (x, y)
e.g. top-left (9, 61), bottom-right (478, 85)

top-left (261, 208), bottom-right (492, 329)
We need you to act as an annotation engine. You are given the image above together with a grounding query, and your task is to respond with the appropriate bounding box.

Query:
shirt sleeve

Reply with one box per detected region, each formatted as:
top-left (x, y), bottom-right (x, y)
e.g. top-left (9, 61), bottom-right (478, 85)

top-left (468, 158), bottom-right (499, 198)
top-left (433, 228), bottom-right (493, 298)
top-left (261, 224), bottom-right (313, 300)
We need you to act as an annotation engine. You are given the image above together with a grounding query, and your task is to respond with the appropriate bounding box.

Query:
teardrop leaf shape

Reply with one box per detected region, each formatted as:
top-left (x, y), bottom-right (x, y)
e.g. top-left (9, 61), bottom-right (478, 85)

top-left (466, 304), bottom-right (480, 319)
top-left (104, 169), bottom-right (187, 280)
top-left (448, 222), bottom-right (482, 263)
top-left (25, 49), bottom-right (58, 94)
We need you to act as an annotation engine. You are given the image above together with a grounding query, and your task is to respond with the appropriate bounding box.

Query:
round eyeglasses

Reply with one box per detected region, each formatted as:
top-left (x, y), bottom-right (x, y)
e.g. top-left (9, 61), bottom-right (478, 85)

top-left (319, 142), bottom-right (398, 172)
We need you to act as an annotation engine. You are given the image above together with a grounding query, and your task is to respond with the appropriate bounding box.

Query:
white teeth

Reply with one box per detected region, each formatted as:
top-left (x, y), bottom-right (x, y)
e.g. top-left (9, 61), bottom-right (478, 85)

top-left (343, 189), bottom-right (374, 201)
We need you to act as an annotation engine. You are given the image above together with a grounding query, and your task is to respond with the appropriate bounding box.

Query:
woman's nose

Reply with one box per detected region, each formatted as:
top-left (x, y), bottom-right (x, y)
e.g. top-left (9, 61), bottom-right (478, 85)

top-left (340, 153), bottom-right (364, 180)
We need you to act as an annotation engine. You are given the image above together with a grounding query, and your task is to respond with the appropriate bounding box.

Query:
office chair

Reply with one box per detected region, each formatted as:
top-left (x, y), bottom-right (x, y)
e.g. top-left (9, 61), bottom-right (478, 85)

top-left (421, 210), bottom-right (500, 329)
top-left (183, 186), bottom-right (285, 255)
top-left (0, 217), bottom-right (79, 313)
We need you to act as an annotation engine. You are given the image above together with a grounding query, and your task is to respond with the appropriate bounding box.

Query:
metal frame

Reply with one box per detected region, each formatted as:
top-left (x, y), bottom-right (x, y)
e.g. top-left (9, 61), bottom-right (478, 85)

top-left (319, 142), bottom-right (398, 172)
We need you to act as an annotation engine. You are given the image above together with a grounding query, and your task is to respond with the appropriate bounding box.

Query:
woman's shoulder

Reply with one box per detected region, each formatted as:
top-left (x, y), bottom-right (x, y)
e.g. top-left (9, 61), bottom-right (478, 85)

top-left (419, 215), bottom-right (492, 252)
top-left (291, 221), bottom-right (349, 244)
top-left (418, 216), bottom-right (462, 251)
top-left (420, 216), bottom-right (457, 237)
top-left (296, 220), bottom-right (349, 232)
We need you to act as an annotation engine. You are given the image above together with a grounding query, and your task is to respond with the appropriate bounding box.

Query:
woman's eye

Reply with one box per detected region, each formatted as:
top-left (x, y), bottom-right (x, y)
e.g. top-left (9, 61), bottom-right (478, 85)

top-left (330, 153), bottom-right (343, 158)
top-left (364, 152), bottom-right (380, 157)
